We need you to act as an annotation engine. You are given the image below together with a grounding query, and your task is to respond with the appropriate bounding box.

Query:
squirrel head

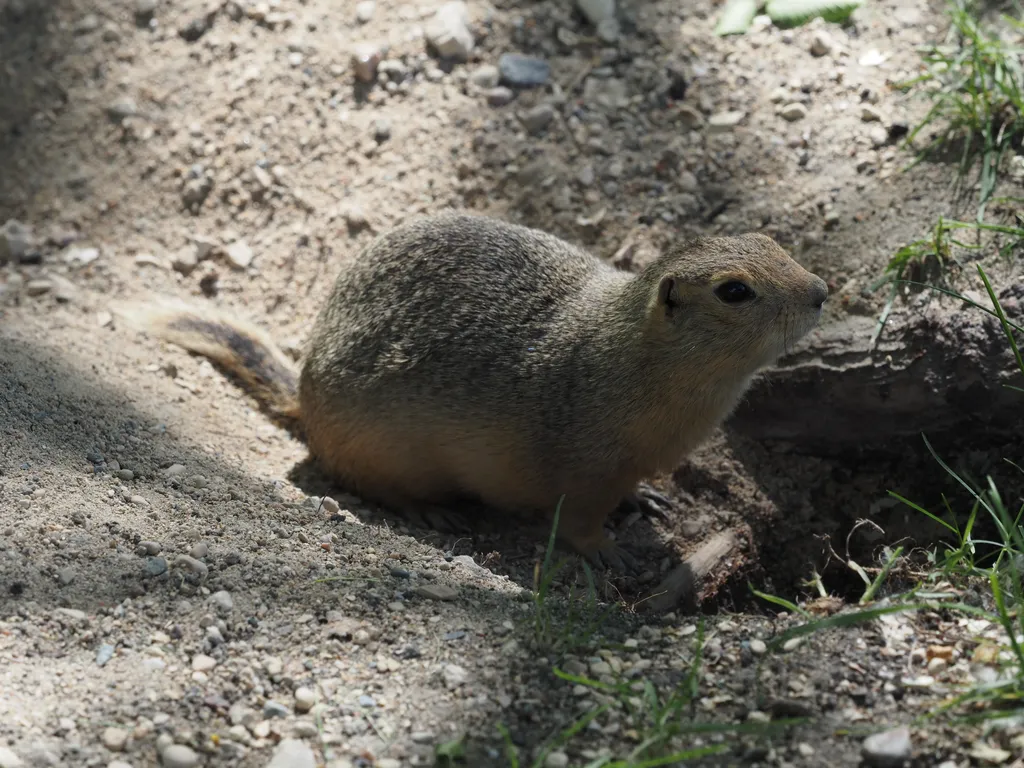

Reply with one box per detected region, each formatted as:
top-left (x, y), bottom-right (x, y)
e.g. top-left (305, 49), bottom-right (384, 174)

top-left (640, 233), bottom-right (828, 370)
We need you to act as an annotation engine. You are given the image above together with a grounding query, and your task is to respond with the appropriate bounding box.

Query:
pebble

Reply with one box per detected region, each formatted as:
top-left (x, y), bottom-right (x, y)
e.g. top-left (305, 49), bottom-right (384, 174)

top-left (191, 654), bottom-right (216, 672)
top-left (0, 747), bottom-right (24, 768)
top-left (810, 30), bottom-right (834, 57)
top-left (521, 103), bottom-right (555, 135)
top-left (135, 0), bottom-right (158, 18)
top-left (545, 754), bottom-right (569, 768)
top-left (749, 639), bottom-right (767, 656)
top-left (861, 726), bottom-right (912, 767)
top-left (294, 687), bottom-right (315, 713)
top-left (159, 744), bottom-right (199, 768)
top-left (470, 64), bottom-right (500, 89)
top-left (115, 469), bottom-right (135, 481)
top-left (209, 590), bottom-right (233, 614)
top-left (781, 103), bottom-right (807, 122)
top-left (373, 119), bottom-right (392, 142)
top-left (96, 643), bottom-right (116, 666)
top-left (57, 568), bottom-right (75, 586)
top-left (351, 42), bottom-right (382, 83)
top-left (102, 727), bottom-right (129, 752)
top-left (266, 739), bottom-right (316, 768)
top-left (355, 0), bottom-right (375, 23)
top-left (264, 700), bottom-right (290, 718)
top-left (498, 54), bottom-right (551, 88)
top-left (869, 125), bottom-right (890, 148)
top-left (414, 584), bottom-right (458, 601)
top-left (487, 87), bottom-right (515, 107)
top-left (25, 279), bottom-right (52, 297)
top-left (175, 555), bottom-right (208, 580)
top-left (139, 541), bottom-right (162, 557)
top-left (442, 663), bottom-right (470, 689)
top-left (425, 1), bottom-right (474, 60)
top-left (0, 219), bottom-right (34, 263)
top-left (109, 762), bottom-right (134, 768)
top-left (677, 104), bottom-right (703, 128)
top-left (190, 542), bottom-right (209, 559)
top-left (577, 0), bottom-right (615, 24)
top-left (707, 111), bottom-right (744, 132)
top-left (146, 557), bottom-right (168, 577)
top-left (225, 240), bottom-right (253, 269)
top-left (861, 106), bottom-right (884, 122)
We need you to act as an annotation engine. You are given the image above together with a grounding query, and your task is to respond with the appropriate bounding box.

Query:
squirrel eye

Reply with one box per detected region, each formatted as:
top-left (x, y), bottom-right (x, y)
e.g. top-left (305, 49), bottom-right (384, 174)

top-left (714, 280), bottom-right (755, 303)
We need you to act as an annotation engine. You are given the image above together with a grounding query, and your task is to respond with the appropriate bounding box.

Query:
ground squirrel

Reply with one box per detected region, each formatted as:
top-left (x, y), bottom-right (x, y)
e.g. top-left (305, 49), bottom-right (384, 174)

top-left (115, 212), bottom-right (828, 569)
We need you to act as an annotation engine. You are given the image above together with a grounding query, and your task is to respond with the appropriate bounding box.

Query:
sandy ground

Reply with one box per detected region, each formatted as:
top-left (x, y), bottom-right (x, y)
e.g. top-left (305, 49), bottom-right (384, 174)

top-left (2, 0), bottom-right (1024, 766)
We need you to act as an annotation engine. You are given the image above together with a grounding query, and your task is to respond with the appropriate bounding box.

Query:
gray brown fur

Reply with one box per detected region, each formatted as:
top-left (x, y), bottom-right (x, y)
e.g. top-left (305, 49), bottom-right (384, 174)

top-left (115, 212), bottom-right (827, 568)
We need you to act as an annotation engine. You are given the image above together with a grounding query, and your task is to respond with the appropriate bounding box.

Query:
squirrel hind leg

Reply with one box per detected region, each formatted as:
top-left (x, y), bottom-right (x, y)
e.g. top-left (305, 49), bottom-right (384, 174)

top-left (552, 495), bottom-right (640, 573)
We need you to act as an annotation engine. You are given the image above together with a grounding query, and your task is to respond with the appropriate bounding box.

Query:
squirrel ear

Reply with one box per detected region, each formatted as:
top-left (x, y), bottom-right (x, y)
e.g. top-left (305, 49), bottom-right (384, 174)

top-left (657, 276), bottom-right (680, 317)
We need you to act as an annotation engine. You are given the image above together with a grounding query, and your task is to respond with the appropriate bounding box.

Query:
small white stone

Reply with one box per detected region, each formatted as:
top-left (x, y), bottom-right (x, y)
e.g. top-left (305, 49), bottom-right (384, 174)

top-left (294, 686), bottom-right (315, 713)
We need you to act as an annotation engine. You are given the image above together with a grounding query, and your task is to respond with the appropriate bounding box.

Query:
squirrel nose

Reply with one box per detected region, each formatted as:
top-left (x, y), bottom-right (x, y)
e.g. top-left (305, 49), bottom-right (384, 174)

top-left (809, 278), bottom-right (828, 309)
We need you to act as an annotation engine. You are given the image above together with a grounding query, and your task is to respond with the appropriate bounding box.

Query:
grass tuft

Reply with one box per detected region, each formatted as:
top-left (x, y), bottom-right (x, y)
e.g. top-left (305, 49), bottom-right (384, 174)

top-left (900, 0), bottom-right (1024, 219)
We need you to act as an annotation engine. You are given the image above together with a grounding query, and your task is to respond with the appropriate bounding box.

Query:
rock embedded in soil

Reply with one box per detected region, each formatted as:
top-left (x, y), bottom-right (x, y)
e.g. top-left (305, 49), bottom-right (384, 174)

top-left (861, 726), bottom-right (912, 767)
top-left (425, 1), bottom-right (474, 60)
top-left (498, 54), bottom-right (551, 88)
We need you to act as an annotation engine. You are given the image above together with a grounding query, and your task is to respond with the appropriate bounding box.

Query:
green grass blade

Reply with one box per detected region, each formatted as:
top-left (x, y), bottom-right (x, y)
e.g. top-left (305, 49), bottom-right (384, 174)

top-left (765, 0), bottom-right (864, 26)
top-left (715, 0), bottom-right (759, 35)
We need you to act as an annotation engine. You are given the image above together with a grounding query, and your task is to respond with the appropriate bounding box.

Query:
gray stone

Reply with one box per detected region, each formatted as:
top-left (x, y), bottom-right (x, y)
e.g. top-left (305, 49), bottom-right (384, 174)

top-left (96, 643), bottom-right (116, 666)
top-left (266, 739), bottom-right (316, 768)
top-left (520, 103), bottom-right (555, 135)
top-left (264, 700), bottom-right (290, 718)
top-left (498, 54), bottom-right (550, 88)
top-left (861, 726), bottom-right (912, 767)
top-left (145, 557), bottom-right (168, 577)
top-left (576, 0), bottom-right (615, 26)
top-left (425, 1), bottom-right (473, 60)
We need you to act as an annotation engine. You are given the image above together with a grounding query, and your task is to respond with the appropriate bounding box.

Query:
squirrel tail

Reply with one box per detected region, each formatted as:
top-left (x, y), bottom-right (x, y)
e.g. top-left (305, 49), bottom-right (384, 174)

top-left (112, 297), bottom-right (302, 432)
